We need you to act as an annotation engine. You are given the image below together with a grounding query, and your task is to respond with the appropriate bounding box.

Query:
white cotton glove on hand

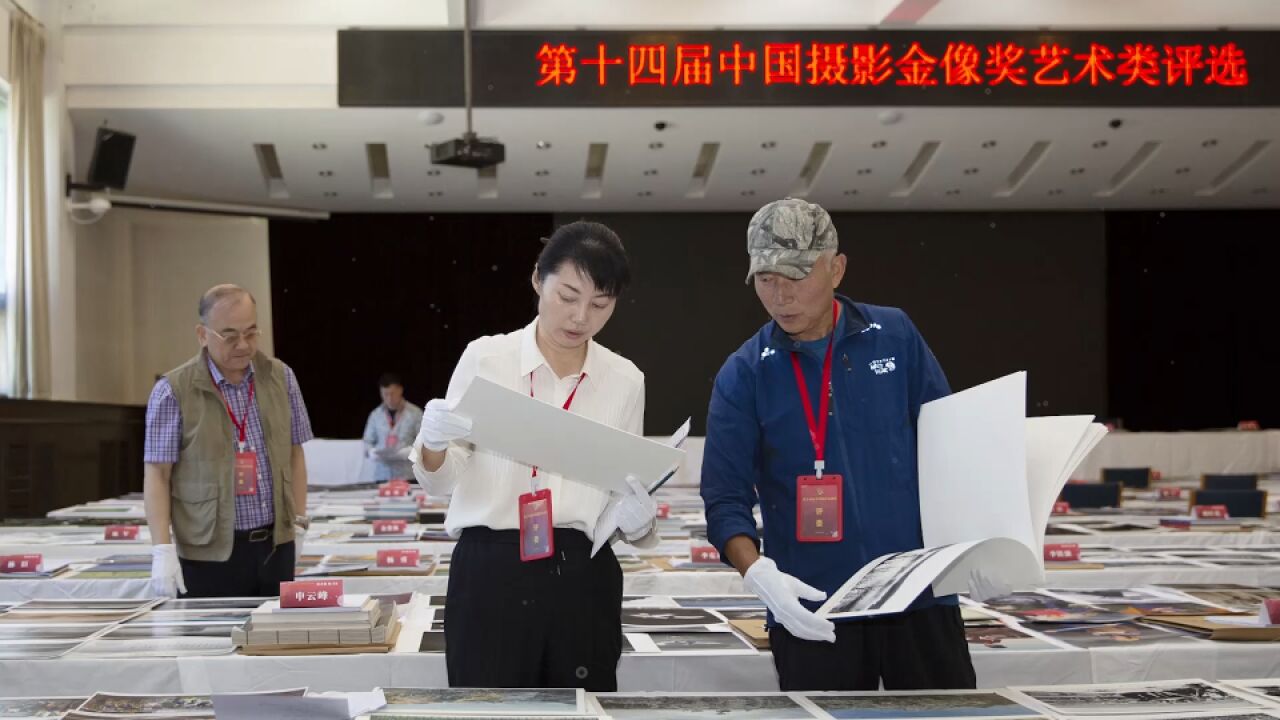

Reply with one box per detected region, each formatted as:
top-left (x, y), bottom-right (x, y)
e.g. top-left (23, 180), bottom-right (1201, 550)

top-left (591, 476), bottom-right (658, 557)
top-left (416, 398), bottom-right (472, 451)
top-left (743, 556), bottom-right (837, 643)
top-left (968, 567), bottom-right (1012, 603)
top-left (294, 526), bottom-right (307, 567)
top-left (150, 544), bottom-right (187, 599)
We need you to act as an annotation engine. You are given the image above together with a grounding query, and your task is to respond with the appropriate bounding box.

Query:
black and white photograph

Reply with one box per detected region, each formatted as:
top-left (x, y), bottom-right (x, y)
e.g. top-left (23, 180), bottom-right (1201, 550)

top-left (78, 691), bottom-right (214, 715)
top-left (803, 689), bottom-right (1042, 718)
top-left (1011, 680), bottom-right (1261, 715)
top-left (1023, 621), bottom-right (1198, 648)
top-left (380, 687), bottom-right (584, 714)
top-left (595, 692), bottom-right (818, 719)
top-left (620, 608), bottom-right (725, 631)
top-left (0, 696), bottom-right (87, 717)
top-left (634, 631), bottom-right (756, 654)
top-left (671, 596), bottom-right (766, 610)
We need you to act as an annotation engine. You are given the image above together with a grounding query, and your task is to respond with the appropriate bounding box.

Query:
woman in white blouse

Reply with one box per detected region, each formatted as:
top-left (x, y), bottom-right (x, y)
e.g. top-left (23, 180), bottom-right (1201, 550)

top-left (409, 221), bottom-right (658, 691)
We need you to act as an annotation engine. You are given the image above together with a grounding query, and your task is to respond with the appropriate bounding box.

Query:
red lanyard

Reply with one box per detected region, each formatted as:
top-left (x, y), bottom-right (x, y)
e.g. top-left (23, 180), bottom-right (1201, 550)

top-left (529, 369), bottom-right (586, 479)
top-left (387, 408), bottom-right (398, 430)
top-left (212, 370), bottom-right (255, 451)
top-left (789, 300), bottom-right (839, 478)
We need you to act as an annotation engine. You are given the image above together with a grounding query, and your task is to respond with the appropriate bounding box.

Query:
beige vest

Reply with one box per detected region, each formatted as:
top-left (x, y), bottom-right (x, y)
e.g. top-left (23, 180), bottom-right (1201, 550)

top-left (165, 350), bottom-right (296, 562)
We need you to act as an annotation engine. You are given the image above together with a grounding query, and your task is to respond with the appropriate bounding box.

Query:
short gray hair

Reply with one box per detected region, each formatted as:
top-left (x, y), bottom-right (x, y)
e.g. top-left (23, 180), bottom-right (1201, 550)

top-left (198, 284), bottom-right (256, 324)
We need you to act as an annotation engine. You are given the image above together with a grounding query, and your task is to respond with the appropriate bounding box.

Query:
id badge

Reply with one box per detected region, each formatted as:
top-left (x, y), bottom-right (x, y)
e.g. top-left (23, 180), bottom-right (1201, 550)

top-left (234, 451), bottom-right (260, 496)
top-left (796, 474), bottom-right (842, 542)
top-left (385, 433), bottom-right (399, 449)
top-left (518, 489), bottom-right (554, 562)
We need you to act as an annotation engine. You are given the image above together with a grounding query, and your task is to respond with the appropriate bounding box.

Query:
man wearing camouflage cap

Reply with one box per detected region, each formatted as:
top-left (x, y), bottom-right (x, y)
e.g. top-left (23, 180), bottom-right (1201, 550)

top-left (700, 198), bottom-right (976, 691)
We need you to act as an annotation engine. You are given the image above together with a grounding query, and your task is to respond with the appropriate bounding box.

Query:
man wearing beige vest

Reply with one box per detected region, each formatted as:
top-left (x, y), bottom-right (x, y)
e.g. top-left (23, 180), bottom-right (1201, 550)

top-left (143, 284), bottom-right (315, 597)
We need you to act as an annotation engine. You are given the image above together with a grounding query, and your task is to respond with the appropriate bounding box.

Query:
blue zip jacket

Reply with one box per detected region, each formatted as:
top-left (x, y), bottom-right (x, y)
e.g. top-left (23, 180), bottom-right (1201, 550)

top-left (701, 295), bottom-right (953, 623)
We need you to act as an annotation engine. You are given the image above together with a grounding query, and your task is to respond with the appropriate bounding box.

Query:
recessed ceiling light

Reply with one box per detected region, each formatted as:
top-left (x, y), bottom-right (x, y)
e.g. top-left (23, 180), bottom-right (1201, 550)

top-left (963, 168), bottom-right (979, 175)
top-left (856, 168), bottom-right (872, 176)
top-left (535, 169), bottom-right (550, 177)
top-left (1175, 167), bottom-right (1190, 174)
top-left (319, 170), bottom-right (333, 177)
top-left (1202, 139), bottom-right (1218, 148)
top-left (532, 191), bottom-right (547, 197)
top-left (426, 169), bottom-right (441, 177)
top-left (871, 140), bottom-right (887, 149)
top-left (1070, 168), bottom-right (1086, 175)
top-left (648, 141), bottom-right (664, 150)
top-left (323, 191), bottom-right (338, 197)
top-left (945, 189), bottom-right (961, 196)
top-left (750, 168), bottom-right (766, 176)
top-left (741, 190), bottom-right (756, 197)
top-left (981, 140), bottom-right (997, 149)
top-left (643, 169), bottom-right (659, 176)
top-left (312, 143), bottom-right (327, 150)
top-left (637, 191), bottom-right (652, 197)
top-left (1092, 140), bottom-right (1108, 149)
top-left (843, 189), bottom-right (859, 195)
top-left (536, 141), bottom-right (552, 150)
top-left (428, 191), bottom-right (444, 197)
top-left (761, 141), bottom-right (777, 150)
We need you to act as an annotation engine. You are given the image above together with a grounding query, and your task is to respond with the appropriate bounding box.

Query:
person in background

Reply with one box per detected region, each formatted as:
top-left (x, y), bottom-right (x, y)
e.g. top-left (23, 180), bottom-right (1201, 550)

top-left (362, 372), bottom-right (423, 482)
top-left (144, 284), bottom-right (314, 598)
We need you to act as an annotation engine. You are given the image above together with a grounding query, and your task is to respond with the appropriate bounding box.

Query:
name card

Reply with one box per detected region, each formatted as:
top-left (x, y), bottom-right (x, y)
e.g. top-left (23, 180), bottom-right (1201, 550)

top-left (656, 503), bottom-right (670, 520)
top-left (280, 579), bottom-right (343, 608)
top-left (1193, 504), bottom-right (1230, 520)
top-left (104, 525), bottom-right (140, 541)
top-left (378, 484), bottom-right (410, 497)
top-left (0, 554), bottom-right (42, 573)
top-left (1159, 487), bottom-right (1185, 500)
top-left (1052, 501), bottom-right (1071, 515)
top-left (1238, 420), bottom-right (1261, 431)
top-left (372, 519), bottom-right (408, 535)
top-left (691, 544), bottom-right (720, 564)
top-left (376, 548), bottom-right (421, 568)
top-left (1044, 543), bottom-right (1081, 562)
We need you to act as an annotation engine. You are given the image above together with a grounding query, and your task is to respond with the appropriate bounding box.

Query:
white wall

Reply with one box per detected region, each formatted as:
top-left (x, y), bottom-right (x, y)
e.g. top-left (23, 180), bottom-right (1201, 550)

top-left (75, 207), bottom-right (273, 405)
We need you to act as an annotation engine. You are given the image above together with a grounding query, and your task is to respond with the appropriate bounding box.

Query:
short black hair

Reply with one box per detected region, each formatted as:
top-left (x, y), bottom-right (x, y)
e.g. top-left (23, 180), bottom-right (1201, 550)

top-left (536, 221), bottom-right (631, 297)
top-left (378, 372), bottom-right (403, 388)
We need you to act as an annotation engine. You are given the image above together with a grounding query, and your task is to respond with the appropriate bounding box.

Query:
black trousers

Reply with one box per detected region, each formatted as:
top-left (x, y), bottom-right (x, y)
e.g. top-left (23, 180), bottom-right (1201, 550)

top-left (178, 527), bottom-right (295, 598)
top-left (770, 604), bottom-right (976, 691)
top-left (445, 527), bottom-right (623, 691)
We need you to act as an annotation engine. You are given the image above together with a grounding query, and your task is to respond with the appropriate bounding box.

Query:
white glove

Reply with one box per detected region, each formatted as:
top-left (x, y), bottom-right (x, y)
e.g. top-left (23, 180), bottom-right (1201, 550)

top-left (591, 476), bottom-right (657, 557)
top-left (743, 556), bottom-right (836, 643)
top-left (968, 567), bottom-right (1012, 603)
top-left (394, 446), bottom-right (412, 460)
top-left (416, 398), bottom-right (472, 451)
top-left (150, 544), bottom-right (187, 599)
top-left (294, 526), bottom-right (307, 567)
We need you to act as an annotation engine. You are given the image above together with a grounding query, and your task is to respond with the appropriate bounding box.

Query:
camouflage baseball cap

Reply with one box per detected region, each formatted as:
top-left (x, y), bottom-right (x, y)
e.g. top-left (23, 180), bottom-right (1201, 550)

top-left (745, 198), bottom-right (838, 283)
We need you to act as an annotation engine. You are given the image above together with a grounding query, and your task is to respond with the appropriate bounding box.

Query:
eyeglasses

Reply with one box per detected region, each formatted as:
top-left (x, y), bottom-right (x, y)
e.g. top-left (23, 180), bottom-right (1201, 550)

top-left (204, 326), bottom-right (261, 345)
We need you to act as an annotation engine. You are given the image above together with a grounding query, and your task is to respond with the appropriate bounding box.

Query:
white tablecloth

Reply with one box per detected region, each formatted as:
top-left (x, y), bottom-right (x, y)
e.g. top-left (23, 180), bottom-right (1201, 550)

top-left (1076, 430), bottom-right (1280, 481)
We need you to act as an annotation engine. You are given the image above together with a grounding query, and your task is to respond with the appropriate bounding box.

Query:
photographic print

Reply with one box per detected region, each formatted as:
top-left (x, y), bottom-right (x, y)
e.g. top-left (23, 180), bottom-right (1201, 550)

top-left (418, 632), bottom-right (446, 653)
top-left (1223, 682), bottom-right (1280, 703)
top-left (620, 608), bottom-right (725, 630)
top-left (820, 546), bottom-right (954, 617)
top-left (154, 598), bottom-right (268, 611)
top-left (712, 609), bottom-right (768, 622)
top-left (380, 687), bottom-right (583, 714)
top-left (0, 640), bottom-right (84, 659)
top-left (803, 690), bottom-right (1041, 718)
top-left (79, 692), bottom-right (213, 714)
top-left (595, 693), bottom-right (816, 719)
top-left (979, 594), bottom-right (1069, 614)
top-left (964, 623), bottom-right (1059, 651)
top-left (0, 623), bottom-right (109, 640)
top-left (1003, 607), bottom-right (1133, 624)
top-left (1040, 588), bottom-right (1185, 606)
top-left (1023, 622), bottom-right (1198, 648)
top-left (103, 624), bottom-right (236, 640)
top-left (0, 696), bottom-right (86, 718)
top-left (1092, 601), bottom-right (1233, 617)
top-left (671, 596), bottom-right (766, 610)
top-left (1180, 588), bottom-right (1280, 611)
top-left (646, 631), bottom-right (755, 653)
top-left (12, 599), bottom-right (155, 612)
top-left (1011, 680), bottom-right (1261, 716)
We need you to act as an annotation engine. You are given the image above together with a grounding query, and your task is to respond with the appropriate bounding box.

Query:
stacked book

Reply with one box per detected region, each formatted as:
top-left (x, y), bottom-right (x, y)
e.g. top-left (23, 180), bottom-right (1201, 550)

top-left (231, 596), bottom-right (397, 648)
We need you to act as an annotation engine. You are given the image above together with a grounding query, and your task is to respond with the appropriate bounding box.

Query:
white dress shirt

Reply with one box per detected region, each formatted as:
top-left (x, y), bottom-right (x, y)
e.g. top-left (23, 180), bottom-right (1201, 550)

top-left (411, 318), bottom-right (654, 546)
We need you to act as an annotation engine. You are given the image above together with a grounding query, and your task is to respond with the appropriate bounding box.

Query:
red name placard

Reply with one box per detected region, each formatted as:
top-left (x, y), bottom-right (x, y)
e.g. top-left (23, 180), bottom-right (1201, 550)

top-left (376, 548), bottom-right (421, 568)
top-left (1238, 420), bottom-right (1261, 431)
top-left (1052, 501), bottom-right (1071, 515)
top-left (372, 519), bottom-right (408, 535)
top-left (656, 503), bottom-right (670, 520)
top-left (0, 554), bottom-right (42, 573)
top-left (1193, 504), bottom-right (1230, 520)
top-left (536, 40), bottom-right (1250, 90)
top-left (1159, 487), bottom-right (1185, 499)
top-left (378, 484), bottom-right (410, 498)
top-left (691, 545), bottom-right (720, 564)
top-left (1044, 543), bottom-right (1081, 562)
top-left (104, 525), bottom-right (140, 541)
top-left (280, 579), bottom-right (343, 608)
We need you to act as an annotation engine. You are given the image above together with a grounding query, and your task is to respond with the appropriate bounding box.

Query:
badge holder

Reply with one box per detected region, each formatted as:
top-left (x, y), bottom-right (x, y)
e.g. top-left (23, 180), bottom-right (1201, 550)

top-left (796, 465), bottom-right (842, 542)
top-left (234, 443), bottom-right (259, 496)
top-left (518, 488), bottom-right (554, 562)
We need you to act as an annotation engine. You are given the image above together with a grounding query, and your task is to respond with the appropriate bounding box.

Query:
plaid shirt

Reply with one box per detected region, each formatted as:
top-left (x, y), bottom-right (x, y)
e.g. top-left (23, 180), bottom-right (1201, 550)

top-left (144, 357), bottom-right (314, 530)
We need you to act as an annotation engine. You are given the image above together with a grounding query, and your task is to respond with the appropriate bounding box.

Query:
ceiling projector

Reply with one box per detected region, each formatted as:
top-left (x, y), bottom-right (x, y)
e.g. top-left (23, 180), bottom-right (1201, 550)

top-left (431, 132), bottom-right (505, 169)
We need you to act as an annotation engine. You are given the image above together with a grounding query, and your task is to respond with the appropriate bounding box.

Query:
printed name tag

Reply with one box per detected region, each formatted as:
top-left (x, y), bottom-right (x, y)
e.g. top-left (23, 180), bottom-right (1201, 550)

top-left (280, 579), bottom-right (344, 608)
top-left (518, 489), bottom-right (554, 562)
top-left (0, 554), bottom-right (42, 573)
top-left (378, 484), bottom-right (409, 498)
top-left (1193, 504), bottom-right (1230, 520)
top-left (1052, 501), bottom-right (1071, 515)
top-left (796, 475), bottom-right (843, 542)
top-left (691, 545), bottom-right (721, 564)
top-left (1044, 543), bottom-right (1081, 562)
top-left (104, 525), bottom-right (140, 541)
top-left (376, 548), bottom-right (421, 568)
top-left (233, 451), bottom-right (259, 496)
top-left (372, 519), bottom-right (408, 535)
